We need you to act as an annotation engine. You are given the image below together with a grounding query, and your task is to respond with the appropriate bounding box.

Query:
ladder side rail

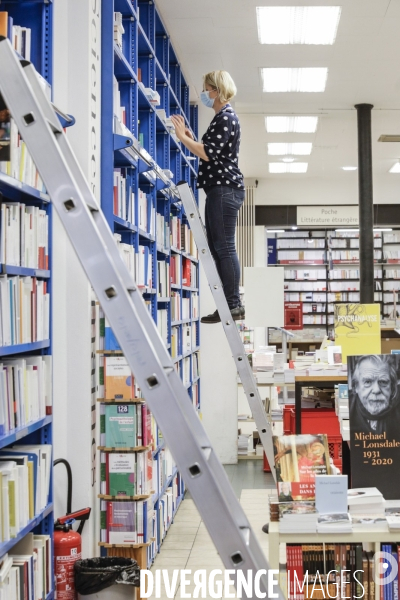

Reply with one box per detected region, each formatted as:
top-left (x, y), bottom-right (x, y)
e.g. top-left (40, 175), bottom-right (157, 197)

top-left (177, 182), bottom-right (276, 474)
top-left (0, 39), bottom-right (284, 599)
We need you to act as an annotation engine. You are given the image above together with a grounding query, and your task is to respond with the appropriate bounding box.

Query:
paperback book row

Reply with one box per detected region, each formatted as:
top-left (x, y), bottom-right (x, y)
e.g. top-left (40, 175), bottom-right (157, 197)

top-left (0, 276), bottom-right (50, 346)
top-left (170, 292), bottom-right (199, 322)
top-left (0, 12), bottom-right (31, 60)
top-left (171, 256), bottom-right (198, 289)
top-left (0, 533), bottom-right (52, 600)
top-left (171, 324), bottom-right (198, 359)
top-left (98, 308), bottom-right (154, 354)
top-left (0, 115), bottom-right (45, 193)
top-left (284, 543), bottom-right (381, 600)
top-left (158, 472), bottom-right (184, 544)
top-left (0, 355), bottom-right (52, 435)
top-left (113, 235), bottom-right (154, 289)
top-left (331, 249), bottom-right (382, 262)
top-left (283, 271), bottom-right (383, 289)
top-left (170, 216), bottom-right (198, 258)
top-left (284, 292), bottom-right (382, 303)
top-left (0, 444), bottom-right (52, 542)
top-left (0, 202), bottom-right (49, 270)
top-left (113, 169), bottom-right (135, 224)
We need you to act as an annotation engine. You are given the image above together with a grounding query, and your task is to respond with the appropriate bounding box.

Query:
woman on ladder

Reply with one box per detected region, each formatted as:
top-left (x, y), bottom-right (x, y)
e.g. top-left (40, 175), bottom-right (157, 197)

top-left (171, 70), bottom-right (245, 324)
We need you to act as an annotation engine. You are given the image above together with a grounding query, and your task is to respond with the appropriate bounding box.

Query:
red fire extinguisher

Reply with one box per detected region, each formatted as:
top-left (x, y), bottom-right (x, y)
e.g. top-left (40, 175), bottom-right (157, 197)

top-left (53, 459), bottom-right (91, 600)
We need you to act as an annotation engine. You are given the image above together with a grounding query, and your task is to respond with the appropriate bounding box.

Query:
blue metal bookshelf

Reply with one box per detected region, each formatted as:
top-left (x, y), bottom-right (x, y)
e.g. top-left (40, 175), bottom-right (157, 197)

top-left (100, 0), bottom-right (200, 569)
top-left (0, 2), bottom-right (71, 597)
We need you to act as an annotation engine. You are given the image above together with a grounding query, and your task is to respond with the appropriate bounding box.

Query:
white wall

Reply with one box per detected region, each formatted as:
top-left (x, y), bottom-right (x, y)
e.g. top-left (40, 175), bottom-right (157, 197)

top-left (198, 105), bottom-right (238, 464)
top-left (248, 172), bottom-right (400, 205)
top-left (247, 176), bottom-right (399, 206)
top-left (52, 0), bottom-right (101, 557)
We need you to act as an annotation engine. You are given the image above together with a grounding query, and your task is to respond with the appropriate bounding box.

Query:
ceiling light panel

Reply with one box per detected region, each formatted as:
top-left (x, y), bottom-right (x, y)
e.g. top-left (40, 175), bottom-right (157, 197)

top-left (257, 6), bottom-right (341, 45)
top-left (262, 68), bottom-right (328, 92)
top-left (265, 116), bottom-right (319, 133)
top-left (269, 162), bottom-right (308, 173)
top-left (268, 142), bottom-right (313, 155)
top-left (389, 163), bottom-right (400, 173)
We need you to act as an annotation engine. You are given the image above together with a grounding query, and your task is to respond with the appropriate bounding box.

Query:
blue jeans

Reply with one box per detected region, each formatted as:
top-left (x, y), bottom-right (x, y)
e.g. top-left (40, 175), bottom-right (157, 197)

top-left (204, 185), bottom-right (245, 309)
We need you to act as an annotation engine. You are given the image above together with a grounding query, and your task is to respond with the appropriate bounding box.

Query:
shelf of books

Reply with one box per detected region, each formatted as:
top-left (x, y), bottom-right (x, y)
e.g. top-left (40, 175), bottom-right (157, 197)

top-left (267, 229), bottom-right (400, 346)
top-left (0, 2), bottom-right (57, 598)
top-left (99, 0), bottom-right (200, 572)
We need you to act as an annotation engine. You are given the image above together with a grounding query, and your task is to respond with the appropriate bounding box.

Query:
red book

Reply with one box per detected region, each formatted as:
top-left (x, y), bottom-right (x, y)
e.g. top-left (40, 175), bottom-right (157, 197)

top-left (182, 258), bottom-right (191, 287)
top-left (113, 182), bottom-right (118, 215)
top-left (142, 405), bottom-right (148, 446)
top-left (295, 545), bottom-right (304, 600)
top-left (31, 277), bottom-right (37, 342)
top-left (287, 545), bottom-right (294, 600)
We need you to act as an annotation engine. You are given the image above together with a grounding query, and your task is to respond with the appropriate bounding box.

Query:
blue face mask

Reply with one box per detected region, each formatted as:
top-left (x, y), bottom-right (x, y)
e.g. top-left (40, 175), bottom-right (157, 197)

top-left (200, 90), bottom-right (215, 108)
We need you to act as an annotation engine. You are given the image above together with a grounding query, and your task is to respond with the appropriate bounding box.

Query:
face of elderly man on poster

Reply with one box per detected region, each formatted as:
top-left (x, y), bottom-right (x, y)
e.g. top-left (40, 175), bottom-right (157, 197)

top-left (348, 354), bottom-right (400, 499)
top-left (350, 355), bottom-right (399, 433)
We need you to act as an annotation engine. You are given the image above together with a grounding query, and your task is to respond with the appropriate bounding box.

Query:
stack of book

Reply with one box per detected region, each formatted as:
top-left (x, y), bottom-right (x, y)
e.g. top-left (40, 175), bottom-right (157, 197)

top-left (279, 502), bottom-right (318, 533)
top-left (317, 513), bottom-right (352, 533)
top-left (348, 487), bottom-right (385, 515)
top-left (385, 507), bottom-right (400, 531)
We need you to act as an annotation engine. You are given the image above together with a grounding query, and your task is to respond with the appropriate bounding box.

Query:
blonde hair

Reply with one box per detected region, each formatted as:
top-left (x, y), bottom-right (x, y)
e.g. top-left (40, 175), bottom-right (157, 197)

top-left (203, 71), bottom-right (237, 103)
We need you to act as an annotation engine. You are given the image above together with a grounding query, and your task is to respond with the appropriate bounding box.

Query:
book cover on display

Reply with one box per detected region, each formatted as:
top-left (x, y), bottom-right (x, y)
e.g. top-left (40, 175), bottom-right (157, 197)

top-left (105, 404), bottom-right (136, 448)
top-left (334, 303), bottom-right (381, 363)
top-left (107, 453), bottom-right (135, 497)
top-left (284, 302), bottom-right (303, 330)
top-left (273, 434), bottom-right (331, 500)
top-left (348, 354), bottom-right (400, 499)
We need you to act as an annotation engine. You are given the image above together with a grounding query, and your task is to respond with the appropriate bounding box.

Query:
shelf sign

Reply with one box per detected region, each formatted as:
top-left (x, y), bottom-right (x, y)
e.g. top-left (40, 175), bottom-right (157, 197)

top-left (284, 302), bottom-right (303, 330)
top-left (297, 205), bottom-right (359, 226)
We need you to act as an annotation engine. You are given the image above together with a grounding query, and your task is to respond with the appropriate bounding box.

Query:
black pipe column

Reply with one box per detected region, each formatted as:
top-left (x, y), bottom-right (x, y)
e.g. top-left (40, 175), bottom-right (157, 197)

top-left (355, 103), bottom-right (374, 304)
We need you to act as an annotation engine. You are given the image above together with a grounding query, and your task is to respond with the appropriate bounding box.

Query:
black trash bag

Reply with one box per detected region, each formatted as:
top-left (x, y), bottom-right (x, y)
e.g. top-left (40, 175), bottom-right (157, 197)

top-left (74, 557), bottom-right (140, 595)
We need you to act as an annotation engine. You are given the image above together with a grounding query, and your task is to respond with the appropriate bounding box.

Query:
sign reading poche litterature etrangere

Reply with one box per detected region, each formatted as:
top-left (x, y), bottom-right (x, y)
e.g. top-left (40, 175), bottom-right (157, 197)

top-left (297, 205), bottom-right (359, 226)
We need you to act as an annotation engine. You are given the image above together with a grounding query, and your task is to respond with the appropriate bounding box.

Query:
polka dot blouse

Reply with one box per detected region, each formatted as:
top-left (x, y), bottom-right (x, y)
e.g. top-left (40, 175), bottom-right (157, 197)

top-left (197, 104), bottom-right (244, 190)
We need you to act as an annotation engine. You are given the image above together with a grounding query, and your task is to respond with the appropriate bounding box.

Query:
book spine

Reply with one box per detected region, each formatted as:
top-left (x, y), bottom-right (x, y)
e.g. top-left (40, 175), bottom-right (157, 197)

top-left (392, 551), bottom-right (398, 600)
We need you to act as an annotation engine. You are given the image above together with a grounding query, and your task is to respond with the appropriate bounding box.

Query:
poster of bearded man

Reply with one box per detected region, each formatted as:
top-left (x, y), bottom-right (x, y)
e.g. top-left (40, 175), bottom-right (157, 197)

top-left (348, 353), bottom-right (400, 499)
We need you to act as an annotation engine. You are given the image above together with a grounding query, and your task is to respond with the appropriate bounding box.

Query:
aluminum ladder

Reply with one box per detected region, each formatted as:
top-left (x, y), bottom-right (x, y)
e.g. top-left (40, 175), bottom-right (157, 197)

top-left (177, 182), bottom-right (276, 472)
top-left (0, 37), bottom-right (283, 599)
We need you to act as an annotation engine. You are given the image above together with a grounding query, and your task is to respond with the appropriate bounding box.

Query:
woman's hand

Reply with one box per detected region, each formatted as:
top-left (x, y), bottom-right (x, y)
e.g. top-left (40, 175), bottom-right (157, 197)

top-left (170, 114), bottom-right (188, 141)
top-left (169, 114), bottom-right (209, 161)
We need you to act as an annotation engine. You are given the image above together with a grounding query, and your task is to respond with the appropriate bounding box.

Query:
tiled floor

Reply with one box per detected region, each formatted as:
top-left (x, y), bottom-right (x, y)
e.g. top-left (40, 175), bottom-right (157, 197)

top-left (149, 461), bottom-right (276, 599)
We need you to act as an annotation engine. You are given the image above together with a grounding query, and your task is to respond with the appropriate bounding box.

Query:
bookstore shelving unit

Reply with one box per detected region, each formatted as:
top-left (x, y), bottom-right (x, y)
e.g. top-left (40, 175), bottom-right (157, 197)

top-left (267, 229), bottom-right (400, 347)
top-left (0, 1), bottom-right (63, 598)
top-left (99, 0), bottom-right (200, 571)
